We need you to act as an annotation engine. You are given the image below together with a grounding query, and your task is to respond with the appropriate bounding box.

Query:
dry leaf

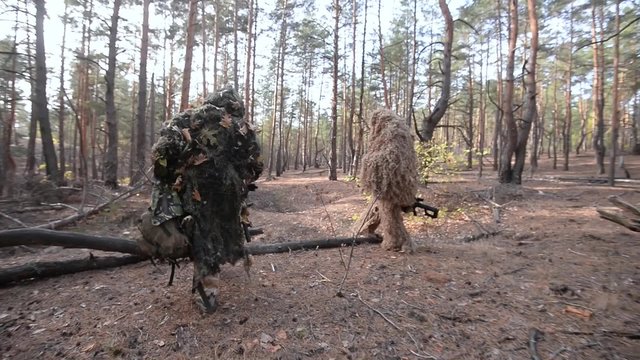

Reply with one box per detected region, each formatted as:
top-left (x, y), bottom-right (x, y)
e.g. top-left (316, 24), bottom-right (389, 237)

top-left (192, 153), bottom-right (208, 165)
top-left (263, 344), bottom-right (281, 353)
top-left (275, 329), bottom-right (287, 341)
top-left (563, 305), bottom-right (593, 319)
top-left (172, 176), bottom-right (183, 192)
top-left (181, 128), bottom-right (192, 142)
top-left (244, 339), bottom-right (259, 351)
top-left (192, 189), bottom-right (201, 202)
top-left (220, 113), bottom-right (233, 128)
top-left (82, 343), bottom-right (96, 352)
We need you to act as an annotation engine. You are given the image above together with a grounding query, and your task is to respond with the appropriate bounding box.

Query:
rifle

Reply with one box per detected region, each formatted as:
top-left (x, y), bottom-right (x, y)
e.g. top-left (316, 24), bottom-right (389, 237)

top-left (402, 197), bottom-right (439, 219)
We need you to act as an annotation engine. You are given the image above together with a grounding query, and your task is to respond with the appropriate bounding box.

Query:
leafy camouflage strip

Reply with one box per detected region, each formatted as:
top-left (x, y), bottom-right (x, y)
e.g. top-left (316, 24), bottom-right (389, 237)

top-left (150, 182), bottom-right (184, 226)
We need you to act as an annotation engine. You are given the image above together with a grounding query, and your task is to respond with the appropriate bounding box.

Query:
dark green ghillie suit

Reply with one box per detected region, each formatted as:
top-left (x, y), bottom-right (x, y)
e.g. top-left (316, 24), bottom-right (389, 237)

top-left (139, 86), bottom-right (263, 312)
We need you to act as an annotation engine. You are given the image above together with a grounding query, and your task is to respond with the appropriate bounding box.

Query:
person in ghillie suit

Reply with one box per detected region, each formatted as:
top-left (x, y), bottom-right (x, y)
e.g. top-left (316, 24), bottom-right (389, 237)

top-left (359, 108), bottom-right (418, 252)
top-left (138, 86), bottom-right (263, 312)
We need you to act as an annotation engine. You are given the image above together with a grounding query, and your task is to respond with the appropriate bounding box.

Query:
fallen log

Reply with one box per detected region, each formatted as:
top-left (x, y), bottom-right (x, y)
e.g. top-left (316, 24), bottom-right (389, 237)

top-left (0, 230), bottom-right (381, 285)
top-left (608, 195), bottom-right (640, 217)
top-left (246, 235), bottom-right (382, 255)
top-left (0, 255), bottom-right (145, 286)
top-left (596, 195), bottom-right (640, 232)
top-left (0, 228), bottom-right (263, 254)
top-left (596, 208), bottom-right (640, 232)
top-left (0, 229), bottom-right (146, 255)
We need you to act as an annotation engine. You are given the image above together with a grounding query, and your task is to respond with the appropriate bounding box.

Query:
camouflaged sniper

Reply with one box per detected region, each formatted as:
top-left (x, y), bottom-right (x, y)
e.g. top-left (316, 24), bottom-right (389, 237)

top-left (140, 86), bottom-right (263, 295)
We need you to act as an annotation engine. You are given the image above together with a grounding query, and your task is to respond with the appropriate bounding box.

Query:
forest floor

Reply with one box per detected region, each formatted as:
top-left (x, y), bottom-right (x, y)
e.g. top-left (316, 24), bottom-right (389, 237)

top-left (0, 153), bottom-right (639, 360)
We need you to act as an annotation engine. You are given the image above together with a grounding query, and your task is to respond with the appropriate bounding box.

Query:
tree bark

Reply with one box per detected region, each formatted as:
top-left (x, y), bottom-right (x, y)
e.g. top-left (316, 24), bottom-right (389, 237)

top-left (498, 0), bottom-right (517, 183)
top-left (347, 0), bottom-right (357, 176)
top-left (377, 0), bottom-right (389, 108)
top-left (213, 1), bottom-right (220, 91)
top-left (563, 6), bottom-right (574, 171)
top-left (132, 0), bottom-right (150, 185)
top-left (466, 58), bottom-right (474, 170)
top-left (24, 0), bottom-right (37, 177)
top-left (244, 0), bottom-right (255, 122)
top-left (2, 6), bottom-right (19, 195)
top-left (329, 0), bottom-right (340, 181)
top-left (201, 0), bottom-right (208, 97)
top-left (511, 0), bottom-right (538, 184)
top-left (104, 0), bottom-right (122, 189)
top-left (34, 0), bottom-right (59, 182)
top-left (492, 0), bottom-right (504, 171)
top-left (57, 3), bottom-right (69, 184)
top-left (353, 0), bottom-right (368, 178)
top-left (180, 0), bottom-right (198, 111)
top-left (233, 0), bottom-right (239, 90)
top-left (591, 0), bottom-right (605, 175)
top-left (149, 73), bottom-right (156, 148)
top-left (608, 0), bottom-right (620, 186)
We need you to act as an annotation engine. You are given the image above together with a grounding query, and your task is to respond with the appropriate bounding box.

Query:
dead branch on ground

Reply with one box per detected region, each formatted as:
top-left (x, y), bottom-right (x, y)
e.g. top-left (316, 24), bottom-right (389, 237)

top-left (0, 255), bottom-right (144, 286)
top-left (34, 184), bottom-right (144, 230)
top-left (0, 230), bottom-right (380, 284)
top-left (528, 328), bottom-right (544, 360)
top-left (596, 195), bottom-right (640, 232)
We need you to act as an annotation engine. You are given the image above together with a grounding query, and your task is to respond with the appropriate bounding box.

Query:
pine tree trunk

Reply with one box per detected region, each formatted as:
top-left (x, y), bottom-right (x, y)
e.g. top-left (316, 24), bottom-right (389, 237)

top-left (149, 73), bottom-right (156, 148)
top-left (128, 82), bottom-right (137, 181)
top-left (57, 2), bottom-right (69, 184)
top-left (354, 0), bottom-right (368, 178)
top-left (34, 0), bottom-right (59, 181)
top-left (511, 0), bottom-right (538, 185)
top-left (498, 0), bottom-right (517, 184)
top-left (492, 0), bottom-right (503, 172)
top-left (244, 0), bottom-right (255, 121)
top-left (201, 0), bottom-right (207, 97)
top-left (213, 1), bottom-right (220, 91)
top-left (24, 0), bottom-right (37, 177)
top-left (591, 0), bottom-right (606, 175)
top-left (466, 58), bottom-right (474, 170)
top-left (132, 0), bottom-right (150, 185)
top-left (552, 60), bottom-right (559, 170)
top-left (631, 93), bottom-right (639, 155)
top-left (2, 6), bottom-right (19, 194)
top-left (377, 0), bottom-right (389, 108)
top-left (421, 0), bottom-right (453, 142)
top-left (560, 6), bottom-right (574, 171)
top-left (347, 0), bottom-right (357, 176)
top-left (167, 41), bottom-right (175, 120)
top-left (104, 0), bottom-right (121, 189)
top-left (233, 0), bottom-right (239, 90)
top-left (608, 0), bottom-right (620, 186)
top-left (250, 0), bottom-right (258, 123)
top-left (329, 0), bottom-right (340, 181)
top-left (267, 0), bottom-right (288, 179)
top-left (180, 0), bottom-right (198, 112)
top-left (478, 38), bottom-right (487, 178)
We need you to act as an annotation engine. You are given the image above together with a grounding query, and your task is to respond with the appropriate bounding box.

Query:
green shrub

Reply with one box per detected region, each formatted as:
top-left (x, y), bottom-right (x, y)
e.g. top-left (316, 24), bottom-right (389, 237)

top-left (414, 142), bottom-right (461, 183)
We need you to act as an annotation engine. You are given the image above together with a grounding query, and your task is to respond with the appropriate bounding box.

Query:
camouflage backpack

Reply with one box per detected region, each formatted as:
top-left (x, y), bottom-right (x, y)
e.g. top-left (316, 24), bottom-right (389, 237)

top-left (137, 184), bottom-right (190, 260)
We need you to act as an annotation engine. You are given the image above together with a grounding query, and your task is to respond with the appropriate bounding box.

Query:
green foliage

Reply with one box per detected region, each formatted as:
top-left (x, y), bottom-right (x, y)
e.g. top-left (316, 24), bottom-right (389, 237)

top-left (414, 142), bottom-right (461, 183)
top-left (343, 174), bottom-right (357, 182)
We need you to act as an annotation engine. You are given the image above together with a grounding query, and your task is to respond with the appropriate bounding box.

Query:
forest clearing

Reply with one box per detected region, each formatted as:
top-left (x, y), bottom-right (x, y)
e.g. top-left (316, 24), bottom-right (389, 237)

top-left (1, 154), bottom-right (639, 359)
